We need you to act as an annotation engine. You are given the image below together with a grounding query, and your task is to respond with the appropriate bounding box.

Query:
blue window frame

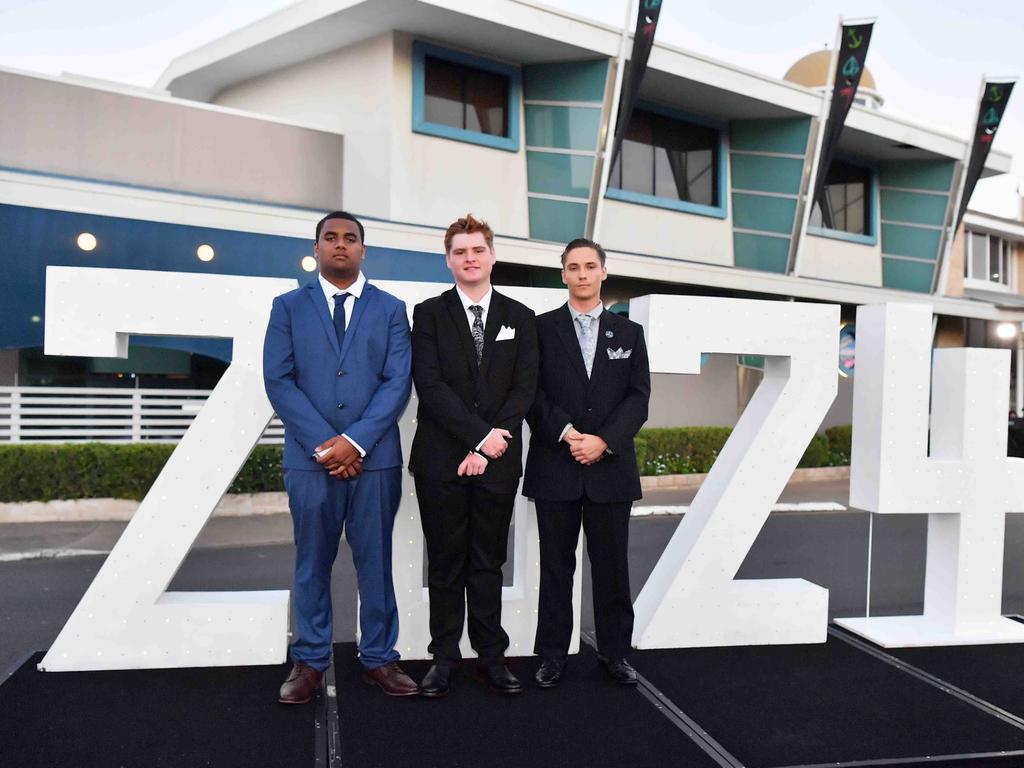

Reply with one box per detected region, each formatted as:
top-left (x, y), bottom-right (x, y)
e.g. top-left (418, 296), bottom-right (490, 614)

top-left (606, 103), bottom-right (727, 219)
top-left (412, 41), bottom-right (521, 152)
top-left (808, 158), bottom-right (878, 246)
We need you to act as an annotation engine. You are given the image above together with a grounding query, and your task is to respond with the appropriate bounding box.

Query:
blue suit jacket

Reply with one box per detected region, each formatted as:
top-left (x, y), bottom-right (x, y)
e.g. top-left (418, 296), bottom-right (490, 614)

top-left (263, 279), bottom-right (412, 471)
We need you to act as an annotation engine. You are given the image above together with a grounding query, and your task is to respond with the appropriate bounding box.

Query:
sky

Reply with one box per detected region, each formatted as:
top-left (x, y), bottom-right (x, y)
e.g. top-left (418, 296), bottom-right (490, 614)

top-left (0, 0), bottom-right (1021, 216)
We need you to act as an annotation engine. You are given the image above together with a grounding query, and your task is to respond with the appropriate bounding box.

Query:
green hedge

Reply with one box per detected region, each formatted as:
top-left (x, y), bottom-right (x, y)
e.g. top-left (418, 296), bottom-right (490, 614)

top-left (636, 425), bottom-right (851, 476)
top-left (0, 425), bottom-right (856, 501)
top-left (825, 424), bottom-right (852, 467)
top-left (0, 443), bottom-right (284, 503)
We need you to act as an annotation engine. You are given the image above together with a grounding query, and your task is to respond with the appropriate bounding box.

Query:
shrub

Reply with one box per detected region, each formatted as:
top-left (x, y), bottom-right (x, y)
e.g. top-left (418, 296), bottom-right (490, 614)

top-left (637, 427), bottom-right (732, 474)
top-left (797, 433), bottom-right (830, 468)
top-left (0, 443), bottom-right (285, 503)
top-left (825, 424), bottom-right (852, 467)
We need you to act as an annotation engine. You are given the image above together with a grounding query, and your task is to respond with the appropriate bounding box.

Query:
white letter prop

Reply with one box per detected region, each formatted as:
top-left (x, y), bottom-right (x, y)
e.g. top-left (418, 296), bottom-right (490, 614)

top-left (630, 295), bottom-right (838, 648)
top-left (371, 281), bottom-right (579, 659)
top-left (836, 303), bottom-right (1024, 647)
top-left (39, 267), bottom-right (296, 671)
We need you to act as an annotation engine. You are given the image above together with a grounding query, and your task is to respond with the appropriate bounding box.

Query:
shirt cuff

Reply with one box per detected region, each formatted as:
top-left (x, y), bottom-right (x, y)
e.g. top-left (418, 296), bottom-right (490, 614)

top-left (558, 423), bottom-right (573, 443)
top-left (341, 433), bottom-right (367, 458)
top-left (475, 428), bottom-right (495, 452)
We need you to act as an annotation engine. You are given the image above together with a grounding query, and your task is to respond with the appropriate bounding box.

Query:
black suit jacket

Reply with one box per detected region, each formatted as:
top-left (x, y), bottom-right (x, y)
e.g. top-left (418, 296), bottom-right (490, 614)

top-left (409, 287), bottom-right (538, 485)
top-left (523, 304), bottom-right (650, 503)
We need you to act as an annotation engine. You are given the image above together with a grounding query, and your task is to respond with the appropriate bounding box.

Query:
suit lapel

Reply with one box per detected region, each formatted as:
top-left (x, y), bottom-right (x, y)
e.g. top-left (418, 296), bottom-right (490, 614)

top-left (553, 304), bottom-right (590, 386)
top-left (478, 291), bottom-right (507, 380)
top-left (339, 283), bottom-right (372, 363)
top-left (305, 281), bottom-right (341, 359)
top-left (443, 288), bottom-right (481, 382)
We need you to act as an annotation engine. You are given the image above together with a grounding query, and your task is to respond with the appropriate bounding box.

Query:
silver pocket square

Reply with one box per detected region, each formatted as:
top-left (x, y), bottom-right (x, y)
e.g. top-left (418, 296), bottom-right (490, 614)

top-left (606, 347), bottom-right (632, 359)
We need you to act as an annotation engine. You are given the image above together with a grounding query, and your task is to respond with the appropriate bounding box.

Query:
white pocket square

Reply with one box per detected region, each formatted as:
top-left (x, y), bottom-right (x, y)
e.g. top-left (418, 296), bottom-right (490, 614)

top-left (495, 325), bottom-right (516, 341)
top-left (607, 347), bottom-right (632, 360)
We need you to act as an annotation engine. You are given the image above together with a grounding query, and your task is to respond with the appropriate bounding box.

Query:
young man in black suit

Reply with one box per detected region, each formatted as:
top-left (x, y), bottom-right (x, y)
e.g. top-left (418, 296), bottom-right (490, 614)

top-left (409, 214), bottom-right (538, 697)
top-left (523, 238), bottom-right (650, 688)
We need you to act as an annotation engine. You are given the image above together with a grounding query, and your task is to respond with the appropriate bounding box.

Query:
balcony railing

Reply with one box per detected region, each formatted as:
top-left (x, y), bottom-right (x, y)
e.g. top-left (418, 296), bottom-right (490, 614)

top-left (0, 386), bottom-right (284, 444)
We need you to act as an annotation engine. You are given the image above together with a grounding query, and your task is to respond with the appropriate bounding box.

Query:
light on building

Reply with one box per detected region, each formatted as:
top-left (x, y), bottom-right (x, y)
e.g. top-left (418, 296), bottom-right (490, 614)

top-left (77, 232), bottom-right (97, 251)
top-left (997, 322), bottom-right (1018, 340)
top-left (196, 244), bottom-right (215, 262)
top-left (301, 256), bottom-right (317, 272)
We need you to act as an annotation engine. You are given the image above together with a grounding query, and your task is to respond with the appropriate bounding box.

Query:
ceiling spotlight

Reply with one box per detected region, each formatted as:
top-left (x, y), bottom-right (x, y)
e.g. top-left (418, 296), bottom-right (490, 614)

top-left (301, 256), bottom-right (317, 272)
top-left (996, 322), bottom-right (1018, 340)
top-left (77, 232), bottom-right (97, 251)
top-left (196, 244), bottom-right (215, 262)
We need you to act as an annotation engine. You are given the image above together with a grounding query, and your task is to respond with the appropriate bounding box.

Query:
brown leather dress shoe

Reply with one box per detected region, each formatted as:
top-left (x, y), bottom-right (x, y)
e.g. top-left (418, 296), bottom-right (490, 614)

top-left (362, 661), bottom-right (420, 696)
top-left (279, 662), bottom-right (323, 704)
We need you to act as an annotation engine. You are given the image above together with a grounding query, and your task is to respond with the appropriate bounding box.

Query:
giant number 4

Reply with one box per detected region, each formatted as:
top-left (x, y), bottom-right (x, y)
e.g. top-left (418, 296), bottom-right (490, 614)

top-left (39, 267), bottom-right (298, 671)
top-left (630, 295), bottom-right (838, 648)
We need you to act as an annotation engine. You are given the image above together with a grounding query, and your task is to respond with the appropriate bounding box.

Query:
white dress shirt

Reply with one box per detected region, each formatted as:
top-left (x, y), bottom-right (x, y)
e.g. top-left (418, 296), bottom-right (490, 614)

top-left (454, 284), bottom-right (495, 455)
top-left (318, 271), bottom-right (368, 457)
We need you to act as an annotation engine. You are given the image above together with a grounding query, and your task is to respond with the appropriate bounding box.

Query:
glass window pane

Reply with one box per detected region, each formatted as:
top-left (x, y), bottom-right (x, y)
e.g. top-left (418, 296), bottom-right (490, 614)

top-left (464, 68), bottom-right (508, 137)
top-left (990, 235), bottom-right (1003, 283)
top-left (822, 161), bottom-right (868, 234)
top-left (653, 147), bottom-right (677, 200)
top-left (611, 108), bottom-right (719, 205)
top-left (970, 231), bottom-right (987, 279)
top-left (619, 138), bottom-right (653, 195)
top-left (686, 149), bottom-right (714, 206)
top-left (424, 57), bottom-right (465, 129)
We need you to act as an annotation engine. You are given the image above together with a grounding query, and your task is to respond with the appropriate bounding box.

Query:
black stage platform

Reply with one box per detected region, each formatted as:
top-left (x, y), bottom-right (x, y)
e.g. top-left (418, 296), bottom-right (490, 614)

top-left (9, 628), bottom-right (1024, 768)
top-left (0, 653), bottom-right (319, 768)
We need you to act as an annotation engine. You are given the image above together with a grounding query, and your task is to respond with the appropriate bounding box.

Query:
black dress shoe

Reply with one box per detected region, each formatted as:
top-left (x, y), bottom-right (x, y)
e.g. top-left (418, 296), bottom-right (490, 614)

top-left (420, 664), bottom-right (452, 698)
top-left (534, 658), bottom-right (564, 689)
top-left (600, 657), bottom-right (638, 686)
top-left (476, 664), bottom-right (523, 694)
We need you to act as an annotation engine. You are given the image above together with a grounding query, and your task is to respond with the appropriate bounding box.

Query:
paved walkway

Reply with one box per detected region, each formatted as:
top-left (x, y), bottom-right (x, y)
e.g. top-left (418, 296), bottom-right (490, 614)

top-left (0, 477), bottom-right (851, 560)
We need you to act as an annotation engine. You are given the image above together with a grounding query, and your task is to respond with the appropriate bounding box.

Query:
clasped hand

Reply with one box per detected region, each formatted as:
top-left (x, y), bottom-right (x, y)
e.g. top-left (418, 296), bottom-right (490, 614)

top-left (564, 427), bottom-right (607, 466)
top-left (314, 435), bottom-right (363, 479)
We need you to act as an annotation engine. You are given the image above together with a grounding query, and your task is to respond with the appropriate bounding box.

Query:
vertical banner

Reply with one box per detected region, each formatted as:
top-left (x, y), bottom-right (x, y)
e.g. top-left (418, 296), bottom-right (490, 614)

top-left (812, 21), bottom-right (874, 228)
top-left (955, 79), bottom-right (1016, 229)
top-left (608, 0), bottom-right (663, 172)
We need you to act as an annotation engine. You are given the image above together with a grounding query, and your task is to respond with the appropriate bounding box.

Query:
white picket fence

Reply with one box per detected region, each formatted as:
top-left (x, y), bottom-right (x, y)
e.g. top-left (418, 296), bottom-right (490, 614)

top-left (0, 386), bottom-right (284, 444)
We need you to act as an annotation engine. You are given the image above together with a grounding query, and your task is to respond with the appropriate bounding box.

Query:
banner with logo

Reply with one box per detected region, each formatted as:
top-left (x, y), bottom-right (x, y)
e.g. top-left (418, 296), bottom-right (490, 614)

top-left (609, 0), bottom-right (664, 171)
top-left (812, 21), bottom-right (874, 228)
top-left (956, 79), bottom-right (1016, 228)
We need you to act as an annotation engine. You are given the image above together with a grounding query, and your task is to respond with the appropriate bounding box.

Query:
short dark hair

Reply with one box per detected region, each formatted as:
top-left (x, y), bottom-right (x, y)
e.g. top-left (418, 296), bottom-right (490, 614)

top-left (316, 211), bottom-right (365, 243)
top-left (560, 237), bottom-right (606, 267)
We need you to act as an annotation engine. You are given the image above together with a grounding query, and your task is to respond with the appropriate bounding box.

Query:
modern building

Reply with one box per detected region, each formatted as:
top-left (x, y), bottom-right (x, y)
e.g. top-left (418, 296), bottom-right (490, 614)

top-left (1, 0), bottom-right (1021, 442)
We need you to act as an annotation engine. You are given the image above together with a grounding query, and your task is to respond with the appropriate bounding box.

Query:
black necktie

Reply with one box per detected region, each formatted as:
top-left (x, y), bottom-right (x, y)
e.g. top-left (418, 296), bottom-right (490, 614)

top-left (333, 292), bottom-right (350, 349)
top-left (469, 305), bottom-right (484, 365)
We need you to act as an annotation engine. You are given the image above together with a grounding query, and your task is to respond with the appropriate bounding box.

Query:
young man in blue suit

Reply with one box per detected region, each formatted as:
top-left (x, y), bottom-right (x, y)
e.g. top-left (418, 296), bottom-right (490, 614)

top-left (264, 211), bottom-right (418, 703)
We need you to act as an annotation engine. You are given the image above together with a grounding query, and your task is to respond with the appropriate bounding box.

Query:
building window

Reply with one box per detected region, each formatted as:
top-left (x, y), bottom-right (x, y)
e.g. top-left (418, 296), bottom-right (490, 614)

top-left (412, 41), bottom-right (521, 152)
top-left (964, 231), bottom-right (1012, 287)
top-left (810, 160), bottom-right (871, 236)
top-left (609, 108), bottom-right (721, 211)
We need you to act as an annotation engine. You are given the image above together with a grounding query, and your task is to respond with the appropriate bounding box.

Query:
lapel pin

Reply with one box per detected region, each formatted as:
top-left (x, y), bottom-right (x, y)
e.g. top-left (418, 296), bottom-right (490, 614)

top-left (605, 330), bottom-right (613, 338)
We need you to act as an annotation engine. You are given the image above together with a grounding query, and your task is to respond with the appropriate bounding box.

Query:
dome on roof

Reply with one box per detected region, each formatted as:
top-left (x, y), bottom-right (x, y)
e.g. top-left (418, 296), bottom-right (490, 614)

top-left (784, 50), bottom-right (883, 108)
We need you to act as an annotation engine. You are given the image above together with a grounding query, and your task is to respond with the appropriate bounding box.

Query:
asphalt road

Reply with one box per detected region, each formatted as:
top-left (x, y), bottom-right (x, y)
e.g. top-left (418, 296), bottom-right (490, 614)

top-left (7, 507), bottom-right (1024, 677)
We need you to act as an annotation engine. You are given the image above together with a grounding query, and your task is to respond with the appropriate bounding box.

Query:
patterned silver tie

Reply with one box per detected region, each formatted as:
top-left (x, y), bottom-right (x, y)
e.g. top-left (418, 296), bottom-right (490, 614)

top-left (577, 314), bottom-right (595, 378)
top-left (469, 305), bottom-right (485, 365)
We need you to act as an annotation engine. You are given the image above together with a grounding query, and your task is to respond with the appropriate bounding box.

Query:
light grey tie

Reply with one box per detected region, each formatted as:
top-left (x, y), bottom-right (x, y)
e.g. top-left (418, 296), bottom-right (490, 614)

top-left (577, 314), bottom-right (595, 378)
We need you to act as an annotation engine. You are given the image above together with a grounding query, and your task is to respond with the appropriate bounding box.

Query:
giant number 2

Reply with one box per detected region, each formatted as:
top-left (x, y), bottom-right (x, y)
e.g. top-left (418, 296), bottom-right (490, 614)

top-left (39, 267), bottom-right (297, 671)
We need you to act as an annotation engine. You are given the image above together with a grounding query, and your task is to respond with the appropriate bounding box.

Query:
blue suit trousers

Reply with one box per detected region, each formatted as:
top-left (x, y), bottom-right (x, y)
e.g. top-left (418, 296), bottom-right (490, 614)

top-left (284, 467), bottom-right (402, 671)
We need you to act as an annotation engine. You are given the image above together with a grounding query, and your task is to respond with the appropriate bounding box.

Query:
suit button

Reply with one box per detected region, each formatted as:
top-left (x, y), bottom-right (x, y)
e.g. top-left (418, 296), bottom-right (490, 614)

top-left (474, 401), bottom-right (479, 407)
top-left (586, 407), bottom-right (593, 412)
top-left (337, 403), bottom-right (345, 409)
top-left (337, 370), bottom-right (344, 377)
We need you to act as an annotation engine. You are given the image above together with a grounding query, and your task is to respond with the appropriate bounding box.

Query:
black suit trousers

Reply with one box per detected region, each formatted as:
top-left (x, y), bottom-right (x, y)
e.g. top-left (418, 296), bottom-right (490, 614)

top-left (415, 476), bottom-right (517, 665)
top-left (534, 495), bottom-right (633, 661)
